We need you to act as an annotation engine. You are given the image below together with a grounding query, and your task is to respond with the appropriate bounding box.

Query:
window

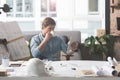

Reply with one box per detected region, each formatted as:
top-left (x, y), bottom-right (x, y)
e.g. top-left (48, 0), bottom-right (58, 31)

top-left (6, 0), bottom-right (34, 17)
top-left (0, 0), bottom-right (105, 43)
top-left (41, 0), bottom-right (56, 17)
top-left (88, 0), bottom-right (99, 14)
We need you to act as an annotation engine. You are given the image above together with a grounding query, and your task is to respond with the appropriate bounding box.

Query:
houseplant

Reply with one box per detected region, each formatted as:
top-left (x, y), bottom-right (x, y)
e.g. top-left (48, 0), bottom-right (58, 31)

top-left (84, 34), bottom-right (115, 60)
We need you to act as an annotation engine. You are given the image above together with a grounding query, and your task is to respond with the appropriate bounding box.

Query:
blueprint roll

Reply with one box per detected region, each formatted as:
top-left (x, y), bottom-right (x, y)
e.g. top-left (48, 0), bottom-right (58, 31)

top-left (91, 66), bottom-right (104, 76)
top-left (113, 57), bottom-right (118, 66)
top-left (102, 66), bottom-right (118, 76)
top-left (107, 57), bottom-right (115, 69)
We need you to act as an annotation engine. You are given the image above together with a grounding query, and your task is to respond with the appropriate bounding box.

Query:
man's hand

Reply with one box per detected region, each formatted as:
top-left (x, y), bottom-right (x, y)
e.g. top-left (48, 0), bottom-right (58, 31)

top-left (62, 50), bottom-right (74, 60)
top-left (44, 32), bottom-right (52, 42)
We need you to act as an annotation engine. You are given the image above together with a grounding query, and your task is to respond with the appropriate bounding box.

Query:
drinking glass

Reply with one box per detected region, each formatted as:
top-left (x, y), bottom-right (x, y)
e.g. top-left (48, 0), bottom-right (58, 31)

top-left (2, 52), bottom-right (10, 67)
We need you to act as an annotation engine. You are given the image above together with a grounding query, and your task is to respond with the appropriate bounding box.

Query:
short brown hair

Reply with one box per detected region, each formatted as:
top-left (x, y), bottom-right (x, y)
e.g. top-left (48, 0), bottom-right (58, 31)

top-left (42, 17), bottom-right (56, 29)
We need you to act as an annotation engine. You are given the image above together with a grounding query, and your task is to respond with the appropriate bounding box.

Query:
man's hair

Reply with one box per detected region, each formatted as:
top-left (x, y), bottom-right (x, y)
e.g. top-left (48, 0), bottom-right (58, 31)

top-left (42, 17), bottom-right (56, 29)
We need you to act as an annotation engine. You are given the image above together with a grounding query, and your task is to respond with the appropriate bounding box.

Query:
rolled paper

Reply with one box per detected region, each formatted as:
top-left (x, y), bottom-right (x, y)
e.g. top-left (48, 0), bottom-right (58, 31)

top-left (107, 57), bottom-right (115, 68)
top-left (113, 57), bottom-right (118, 66)
top-left (101, 66), bottom-right (118, 76)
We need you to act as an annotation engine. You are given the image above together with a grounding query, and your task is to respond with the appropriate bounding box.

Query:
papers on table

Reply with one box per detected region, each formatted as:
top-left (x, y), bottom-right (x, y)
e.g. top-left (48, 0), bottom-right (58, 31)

top-left (44, 60), bottom-right (109, 77)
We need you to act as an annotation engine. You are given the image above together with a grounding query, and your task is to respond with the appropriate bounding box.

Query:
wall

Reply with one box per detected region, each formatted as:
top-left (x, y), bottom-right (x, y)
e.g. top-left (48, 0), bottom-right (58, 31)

top-left (110, 0), bottom-right (120, 34)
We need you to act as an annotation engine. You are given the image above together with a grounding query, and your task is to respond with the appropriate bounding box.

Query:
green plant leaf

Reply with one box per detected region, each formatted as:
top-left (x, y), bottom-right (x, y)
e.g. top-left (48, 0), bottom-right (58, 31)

top-left (84, 34), bottom-right (115, 57)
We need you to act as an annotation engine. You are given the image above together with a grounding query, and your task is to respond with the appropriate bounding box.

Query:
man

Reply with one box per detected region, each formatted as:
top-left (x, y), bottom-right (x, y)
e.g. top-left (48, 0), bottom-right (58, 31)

top-left (30, 17), bottom-right (67, 61)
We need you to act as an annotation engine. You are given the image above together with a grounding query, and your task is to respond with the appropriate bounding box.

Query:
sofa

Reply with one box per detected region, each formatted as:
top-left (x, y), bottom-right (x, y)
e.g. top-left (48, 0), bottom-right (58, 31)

top-left (22, 31), bottom-right (99, 60)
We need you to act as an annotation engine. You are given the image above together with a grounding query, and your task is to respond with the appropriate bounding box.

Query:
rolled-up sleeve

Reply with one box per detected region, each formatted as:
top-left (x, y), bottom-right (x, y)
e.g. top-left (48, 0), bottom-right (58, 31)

top-left (30, 36), bottom-right (41, 58)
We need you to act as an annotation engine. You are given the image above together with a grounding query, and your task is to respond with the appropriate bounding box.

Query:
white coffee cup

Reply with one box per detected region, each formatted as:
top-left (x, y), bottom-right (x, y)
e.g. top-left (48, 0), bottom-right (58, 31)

top-left (50, 31), bottom-right (55, 36)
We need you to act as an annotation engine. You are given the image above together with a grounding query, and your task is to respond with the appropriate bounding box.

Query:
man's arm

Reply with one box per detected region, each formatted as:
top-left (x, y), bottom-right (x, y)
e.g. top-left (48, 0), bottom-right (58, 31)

top-left (37, 32), bottom-right (52, 52)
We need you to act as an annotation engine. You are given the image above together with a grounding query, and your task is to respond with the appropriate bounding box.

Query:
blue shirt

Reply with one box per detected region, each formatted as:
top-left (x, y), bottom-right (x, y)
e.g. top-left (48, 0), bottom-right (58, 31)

top-left (30, 32), bottom-right (67, 61)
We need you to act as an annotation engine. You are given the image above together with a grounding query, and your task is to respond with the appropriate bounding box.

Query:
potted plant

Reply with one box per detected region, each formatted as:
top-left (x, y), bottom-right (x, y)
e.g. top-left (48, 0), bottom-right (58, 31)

top-left (84, 34), bottom-right (115, 60)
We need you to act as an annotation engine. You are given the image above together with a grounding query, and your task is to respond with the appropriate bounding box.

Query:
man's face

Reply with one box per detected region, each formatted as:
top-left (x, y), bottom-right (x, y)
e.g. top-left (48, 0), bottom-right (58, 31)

top-left (42, 25), bottom-right (55, 35)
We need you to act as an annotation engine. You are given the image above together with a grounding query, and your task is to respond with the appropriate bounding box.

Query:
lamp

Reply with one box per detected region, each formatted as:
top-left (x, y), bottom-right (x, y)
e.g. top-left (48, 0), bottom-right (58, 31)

top-left (0, 4), bottom-right (12, 14)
